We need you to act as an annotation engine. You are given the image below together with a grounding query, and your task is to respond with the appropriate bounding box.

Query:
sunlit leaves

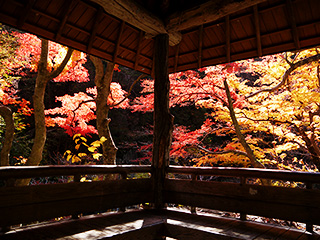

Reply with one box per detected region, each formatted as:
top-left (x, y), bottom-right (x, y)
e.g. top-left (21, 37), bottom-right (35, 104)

top-left (64, 135), bottom-right (107, 164)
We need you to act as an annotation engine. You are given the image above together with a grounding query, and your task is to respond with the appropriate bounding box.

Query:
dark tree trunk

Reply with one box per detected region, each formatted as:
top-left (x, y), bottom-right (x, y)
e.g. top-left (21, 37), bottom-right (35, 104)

top-left (0, 105), bottom-right (14, 166)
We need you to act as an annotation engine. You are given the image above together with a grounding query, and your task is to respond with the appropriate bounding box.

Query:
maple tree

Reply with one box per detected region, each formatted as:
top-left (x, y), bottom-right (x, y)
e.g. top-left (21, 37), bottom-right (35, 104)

top-left (0, 30), bottom-right (92, 181)
top-left (0, 25), bottom-right (32, 166)
top-left (132, 48), bottom-right (320, 171)
top-left (45, 56), bottom-right (133, 165)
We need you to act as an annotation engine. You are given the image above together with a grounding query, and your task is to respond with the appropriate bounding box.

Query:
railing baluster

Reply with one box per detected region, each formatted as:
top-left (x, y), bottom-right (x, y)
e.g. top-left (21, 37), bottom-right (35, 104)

top-left (240, 176), bottom-right (247, 221)
top-left (119, 171), bottom-right (128, 212)
top-left (190, 173), bottom-right (197, 214)
top-left (306, 182), bottom-right (313, 232)
top-left (72, 174), bottom-right (81, 219)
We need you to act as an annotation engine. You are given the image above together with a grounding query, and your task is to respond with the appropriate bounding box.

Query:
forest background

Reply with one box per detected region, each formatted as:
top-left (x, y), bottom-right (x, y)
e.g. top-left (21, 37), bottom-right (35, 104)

top-left (1, 24), bottom-right (320, 175)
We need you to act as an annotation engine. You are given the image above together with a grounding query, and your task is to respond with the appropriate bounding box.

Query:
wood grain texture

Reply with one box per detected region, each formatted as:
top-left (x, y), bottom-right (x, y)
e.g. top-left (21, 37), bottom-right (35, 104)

top-left (152, 34), bottom-right (174, 209)
top-left (2, 209), bottom-right (318, 240)
top-left (0, 179), bottom-right (152, 226)
top-left (166, 0), bottom-right (266, 32)
top-left (0, 165), bottom-right (151, 180)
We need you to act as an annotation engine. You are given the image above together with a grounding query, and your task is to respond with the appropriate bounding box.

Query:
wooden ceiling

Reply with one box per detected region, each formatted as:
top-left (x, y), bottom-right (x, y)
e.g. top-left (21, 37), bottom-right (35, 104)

top-left (0, 0), bottom-right (319, 75)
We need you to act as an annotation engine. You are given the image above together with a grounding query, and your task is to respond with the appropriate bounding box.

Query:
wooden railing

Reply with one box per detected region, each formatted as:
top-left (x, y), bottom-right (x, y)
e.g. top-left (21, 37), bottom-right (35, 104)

top-left (0, 165), bottom-right (152, 229)
top-left (1, 165), bottom-right (320, 232)
top-left (165, 166), bottom-right (320, 232)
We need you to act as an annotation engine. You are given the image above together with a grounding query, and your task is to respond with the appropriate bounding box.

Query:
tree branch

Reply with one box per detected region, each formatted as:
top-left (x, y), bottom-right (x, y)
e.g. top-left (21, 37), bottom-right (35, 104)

top-left (49, 47), bottom-right (74, 79)
top-left (224, 80), bottom-right (265, 168)
top-left (110, 74), bottom-right (146, 107)
top-left (246, 53), bottom-right (320, 99)
top-left (197, 145), bottom-right (248, 157)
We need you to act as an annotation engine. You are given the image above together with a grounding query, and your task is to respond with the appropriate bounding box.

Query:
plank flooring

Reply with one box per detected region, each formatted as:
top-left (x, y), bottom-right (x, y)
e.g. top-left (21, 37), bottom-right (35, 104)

top-left (0, 209), bottom-right (319, 240)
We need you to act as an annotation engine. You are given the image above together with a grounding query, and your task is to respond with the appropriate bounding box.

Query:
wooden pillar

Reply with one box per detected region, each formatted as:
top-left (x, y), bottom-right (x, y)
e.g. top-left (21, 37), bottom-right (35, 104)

top-left (152, 34), bottom-right (174, 209)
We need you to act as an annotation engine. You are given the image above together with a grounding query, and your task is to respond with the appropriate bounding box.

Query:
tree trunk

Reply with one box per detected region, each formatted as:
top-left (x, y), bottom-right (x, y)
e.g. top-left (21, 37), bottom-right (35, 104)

top-left (0, 105), bottom-right (14, 166)
top-left (90, 56), bottom-right (118, 166)
top-left (224, 80), bottom-right (264, 169)
top-left (152, 34), bottom-right (174, 209)
top-left (296, 126), bottom-right (320, 170)
top-left (16, 39), bottom-right (73, 186)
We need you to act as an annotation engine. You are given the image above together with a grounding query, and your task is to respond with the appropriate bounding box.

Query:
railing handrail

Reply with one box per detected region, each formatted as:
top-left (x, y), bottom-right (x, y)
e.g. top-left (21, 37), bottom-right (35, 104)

top-left (168, 166), bottom-right (320, 183)
top-left (0, 165), bottom-right (152, 179)
top-left (1, 164), bottom-right (320, 182)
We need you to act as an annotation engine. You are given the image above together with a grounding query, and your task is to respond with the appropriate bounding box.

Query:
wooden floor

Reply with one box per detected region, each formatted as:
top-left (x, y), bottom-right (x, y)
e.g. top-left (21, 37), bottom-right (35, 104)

top-left (1, 209), bottom-right (319, 240)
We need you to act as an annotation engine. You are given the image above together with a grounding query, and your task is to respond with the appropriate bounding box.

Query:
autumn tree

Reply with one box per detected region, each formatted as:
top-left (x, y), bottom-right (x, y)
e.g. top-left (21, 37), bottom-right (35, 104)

top-left (0, 25), bottom-right (32, 166)
top-left (132, 65), bottom-right (259, 167)
top-left (133, 48), bottom-right (320, 171)
top-left (1, 32), bottom-right (92, 184)
top-left (45, 56), bottom-right (141, 165)
top-left (237, 49), bottom-right (320, 171)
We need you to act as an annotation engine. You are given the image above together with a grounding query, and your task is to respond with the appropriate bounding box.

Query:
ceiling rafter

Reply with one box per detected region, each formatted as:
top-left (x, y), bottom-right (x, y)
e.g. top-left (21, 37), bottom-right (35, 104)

top-left (87, 6), bottom-right (104, 53)
top-left (134, 30), bottom-right (144, 70)
top-left (286, 0), bottom-right (300, 50)
top-left (253, 5), bottom-right (262, 57)
top-left (166, 0), bottom-right (267, 32)
top-left (55, 0), bottom-right (75, 42)
top-left (113, 21), bottom-right (125, 63)
top-left (198, 25), bottom-right (204, 68)
top-left (90, 0), bottom-right (181, 46)
top-left (225, 15), bottom-right (231, 63)
top-left (18, 0), bottom-right (35, 28)
top-left (174, 43), bottom-right (180, 72)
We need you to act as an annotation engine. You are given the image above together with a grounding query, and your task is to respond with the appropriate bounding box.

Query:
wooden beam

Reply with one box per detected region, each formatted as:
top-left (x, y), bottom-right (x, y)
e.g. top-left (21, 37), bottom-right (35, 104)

top-left (18, 0), bottom-right (35, 28)
top-left (286, 0), bottom-right (300, 50)
top-left (90, 0), bottom-right (181, 46)
top-left (55, 0), bottom-right (74, 41)
top-left (113, 21), bottom-right (125, 63)
top-left (134, 30), bottom-right (144, 70)
top-left (225, 15), bottom-right (231, 63)
top-left (253, 5), bottom-right (262, 57)
top-left (87, 6), bottom-right (104, 53)
top-left (166, 0), bottom-right (267, 32)
top-left (198, 25), bottom-right (204, 68)
top-left (152, 34), bottom-right (174, 209)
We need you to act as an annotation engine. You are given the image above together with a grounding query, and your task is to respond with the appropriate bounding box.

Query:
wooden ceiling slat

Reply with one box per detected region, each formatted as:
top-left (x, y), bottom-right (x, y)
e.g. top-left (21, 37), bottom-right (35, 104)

top-left (1, 0), bottom-right (320, 75)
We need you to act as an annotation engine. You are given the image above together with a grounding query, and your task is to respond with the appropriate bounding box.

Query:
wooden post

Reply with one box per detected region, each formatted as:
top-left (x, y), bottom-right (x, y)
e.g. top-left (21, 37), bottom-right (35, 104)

top-left (306, 182), bottom-right (313, 232)
top-left (240, 176), bottom-right (247, 221)
top-left (152, 34), bottom-right (174, 210)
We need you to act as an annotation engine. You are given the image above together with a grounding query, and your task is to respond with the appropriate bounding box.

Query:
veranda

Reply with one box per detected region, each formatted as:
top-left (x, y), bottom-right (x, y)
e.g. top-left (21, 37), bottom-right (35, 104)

top-left (1, 0), bottom-right (320, 239)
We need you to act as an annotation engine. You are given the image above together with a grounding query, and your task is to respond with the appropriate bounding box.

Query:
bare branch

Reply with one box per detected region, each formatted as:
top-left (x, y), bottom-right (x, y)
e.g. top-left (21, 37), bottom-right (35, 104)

top-left (70, 99), bottom-right (95, 126)
top-left (239, 112), bottom-right (292, 125)
top-left (247, 53), bottom-right (320, 99)
top-left (110, 74), bottom-right (146, 108)
top-left (197, 145), bottom-right (248, 157)
top-left (317, 65), bottom-right (320, 87)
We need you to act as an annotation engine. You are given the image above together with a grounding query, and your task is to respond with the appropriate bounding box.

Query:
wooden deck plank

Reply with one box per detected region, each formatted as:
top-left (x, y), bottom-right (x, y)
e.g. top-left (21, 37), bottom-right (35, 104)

top-left (1, 209), bottom-right (319, 240)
